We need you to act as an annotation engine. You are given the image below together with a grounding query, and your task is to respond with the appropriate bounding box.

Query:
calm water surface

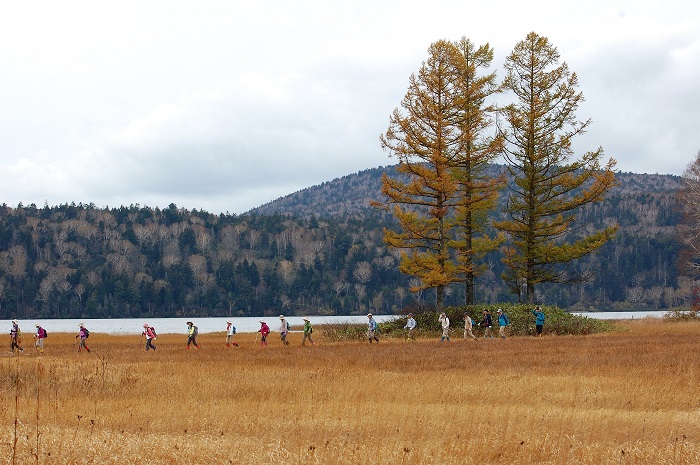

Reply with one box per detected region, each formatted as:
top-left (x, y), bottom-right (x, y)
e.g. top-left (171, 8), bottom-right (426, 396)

top-left (1, 311), bottom-right (670, 335)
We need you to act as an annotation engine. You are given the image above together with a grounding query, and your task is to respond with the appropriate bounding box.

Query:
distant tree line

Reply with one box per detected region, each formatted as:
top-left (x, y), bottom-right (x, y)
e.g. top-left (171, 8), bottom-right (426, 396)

top-left (0, 164), bottom-right (690, 320)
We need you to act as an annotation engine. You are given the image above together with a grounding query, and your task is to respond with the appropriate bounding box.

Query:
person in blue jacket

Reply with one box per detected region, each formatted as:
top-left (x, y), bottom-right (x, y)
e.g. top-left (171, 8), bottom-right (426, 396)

top-left (367, 313), bottom-right (380, 343)
top-left (532, 306), bottom-right (545, 337)
top-left (497, 309), bottom-right (510, 339)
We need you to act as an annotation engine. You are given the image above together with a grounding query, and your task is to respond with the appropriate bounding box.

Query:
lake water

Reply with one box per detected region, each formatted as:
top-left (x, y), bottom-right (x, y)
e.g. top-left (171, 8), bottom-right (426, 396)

top-left (1, 315), bottom-right (398, 335)
top-left (2, 311), bottom-right (671, 335)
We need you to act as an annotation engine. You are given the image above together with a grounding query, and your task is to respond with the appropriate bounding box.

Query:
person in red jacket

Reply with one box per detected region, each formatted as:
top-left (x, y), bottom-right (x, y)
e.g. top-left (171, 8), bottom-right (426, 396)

top-left (75, 323), bottom-right (90, 352)
top-left (258, 320), bottom-right (270, 346)
top-left (142, 323), bottom-right (157, 351)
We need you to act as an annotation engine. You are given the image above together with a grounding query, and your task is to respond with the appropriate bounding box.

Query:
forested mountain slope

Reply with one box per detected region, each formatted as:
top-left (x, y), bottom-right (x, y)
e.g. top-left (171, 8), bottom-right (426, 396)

top-left (0, 166), bottom-right (686, 319)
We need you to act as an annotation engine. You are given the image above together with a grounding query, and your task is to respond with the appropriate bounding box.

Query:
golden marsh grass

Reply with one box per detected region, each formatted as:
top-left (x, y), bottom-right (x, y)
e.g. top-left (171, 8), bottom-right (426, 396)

top-left (1, 320), bottom-right (699, 464)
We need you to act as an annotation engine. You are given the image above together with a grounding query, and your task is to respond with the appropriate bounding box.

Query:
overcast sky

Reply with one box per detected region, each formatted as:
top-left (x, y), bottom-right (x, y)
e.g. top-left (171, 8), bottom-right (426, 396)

top-left (1, 1), bottom-right (698, 215)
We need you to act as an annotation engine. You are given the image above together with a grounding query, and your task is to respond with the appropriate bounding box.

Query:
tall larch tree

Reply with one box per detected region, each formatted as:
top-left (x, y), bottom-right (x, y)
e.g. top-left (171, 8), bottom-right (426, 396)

top-left (449, 37), bottom-right (506, 305)
top-left (494, 32), bottom-right (618, 304)
top-left (377, 40), bottom-right (461, 313)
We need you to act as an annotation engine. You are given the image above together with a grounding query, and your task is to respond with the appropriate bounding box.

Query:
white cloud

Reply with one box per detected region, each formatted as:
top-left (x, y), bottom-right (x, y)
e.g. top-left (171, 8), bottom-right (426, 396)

top-left (0, 0), bottom-right (698, 212)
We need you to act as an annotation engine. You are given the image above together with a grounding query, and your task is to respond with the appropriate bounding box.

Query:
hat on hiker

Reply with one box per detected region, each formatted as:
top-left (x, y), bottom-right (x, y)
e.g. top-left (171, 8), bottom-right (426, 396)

top-left (259, 320), bottom-right (265, 324)
top-left (143, 323), bottom-right (149, 327)
top-left (279, 315), bottom-right (285, 319)
top-left (186, 321), bottom-right (193, 326)
top-left (78, 322), bottom-right (84, 327)
top-left (367, 313), bottom-right (373, 317)
top-left (35, 324), bottom-right (40, 327)
top-left (303, 317), bottom-right (309, 321)
top-left (497, 309), bottom-right (502, 313)
top-left (12, 319), bottom-right (18, 324)
top-left (226, 321), bottom-right (232, 324)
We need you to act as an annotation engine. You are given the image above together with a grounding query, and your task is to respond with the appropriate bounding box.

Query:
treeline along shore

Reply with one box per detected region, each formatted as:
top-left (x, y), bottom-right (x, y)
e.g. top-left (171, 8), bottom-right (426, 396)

top-left (0, 166), bottom-right (686, 320)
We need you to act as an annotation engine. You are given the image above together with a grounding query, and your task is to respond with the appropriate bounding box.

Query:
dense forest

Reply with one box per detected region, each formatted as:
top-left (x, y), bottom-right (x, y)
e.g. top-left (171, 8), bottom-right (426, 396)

top-left (0, 165), bottom-right (688, 319)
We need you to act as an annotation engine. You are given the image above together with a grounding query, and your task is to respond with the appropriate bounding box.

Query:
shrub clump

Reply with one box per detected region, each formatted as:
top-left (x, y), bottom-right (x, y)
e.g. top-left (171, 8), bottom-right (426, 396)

top-left (380, 304), bottom-right (615, 338)
top-left (663, 308), bottom-right (700, 322)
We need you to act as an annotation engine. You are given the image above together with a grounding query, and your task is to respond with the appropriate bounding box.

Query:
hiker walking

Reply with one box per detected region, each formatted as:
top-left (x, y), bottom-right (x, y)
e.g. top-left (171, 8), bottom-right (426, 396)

top-left (532, 306), bottom-right (546, 337)
top-left (278, 315), bottom-right (290, 345)
top-left (367, 313), bottom-right (379, 343)
top-left (480, 309), bottom-right (494, 339)
top-left (438, 312), bottom-right (450, 342)
top-left (142, 323), bottom-right (157, 351)
top-left (34, 324), bottom-right (47, 353)
top-left (76, 323), bottom-right (90, 352)
top-left (225, 321), bottom-right (238, 347)
top-left (10, 319), bottom-right (24, 353)
top-left (497, 309), bottom-right (510, 339)
top-left (186, 321), bottom-right (199, 349)
top-left (301, 317), bottom-right (314, 346)
top-left (258, 320), bottom-right (270, 346)
top-left (404, 313), bottom-right (417, 341)
top-left (463, 312), bottom-right (477, 340)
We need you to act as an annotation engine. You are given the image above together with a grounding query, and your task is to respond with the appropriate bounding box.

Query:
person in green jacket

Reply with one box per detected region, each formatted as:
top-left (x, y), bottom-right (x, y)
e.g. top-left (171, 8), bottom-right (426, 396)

top-left (301, 317), bottom-right (314, 346)
top-left (186, 321), bottom-right (199, 349)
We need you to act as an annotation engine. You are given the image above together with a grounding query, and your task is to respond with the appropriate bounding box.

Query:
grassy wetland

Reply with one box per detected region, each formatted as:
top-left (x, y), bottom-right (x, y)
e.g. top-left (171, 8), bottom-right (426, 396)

top-left (1, 319), bottom-right (699, 464)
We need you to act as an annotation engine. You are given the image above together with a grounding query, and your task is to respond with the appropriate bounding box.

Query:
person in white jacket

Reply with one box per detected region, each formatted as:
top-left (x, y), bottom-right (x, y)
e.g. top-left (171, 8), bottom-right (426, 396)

top-left (438, 313), bottom-right (450, 342)
top-left (404, 313), bottom-right (417, 341)
top-left (463, 312), bottom-right (477, 340)
top-left (279, 315), bottom-right (290, 345)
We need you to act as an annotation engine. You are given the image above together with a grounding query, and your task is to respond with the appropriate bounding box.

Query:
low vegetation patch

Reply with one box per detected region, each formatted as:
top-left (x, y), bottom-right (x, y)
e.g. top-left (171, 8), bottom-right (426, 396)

top-left (378, 304), bottom-right (616, 338)
top-left (663, 308), bottom-right (700, 322)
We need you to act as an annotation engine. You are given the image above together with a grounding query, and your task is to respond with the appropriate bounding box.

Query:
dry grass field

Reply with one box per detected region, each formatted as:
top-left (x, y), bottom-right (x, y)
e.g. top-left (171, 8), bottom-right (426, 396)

top-left (1, 319), bottom-right (699, 464)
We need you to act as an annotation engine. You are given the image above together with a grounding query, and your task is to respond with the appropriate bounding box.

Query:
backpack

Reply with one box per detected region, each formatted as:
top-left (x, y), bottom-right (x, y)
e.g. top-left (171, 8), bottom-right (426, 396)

top-left (193, 326), bottom-right (199, 337)
top-left (84, 328), bottom-right (90, 338)
top-left (41, 328), bottom-right (48, 338)
top-left (286, 321), bottom-right (291, 331)
top-left (503, 314), bottom-right (510, 325)
top-left (150, 327), bottom-right (157, 338)
top-left (232, 325), bottom-right (236, 334)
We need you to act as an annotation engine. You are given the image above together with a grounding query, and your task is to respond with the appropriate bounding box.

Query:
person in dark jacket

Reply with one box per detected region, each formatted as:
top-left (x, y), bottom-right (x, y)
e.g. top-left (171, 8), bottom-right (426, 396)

top-left (480, 309), bottom-right (494, 339)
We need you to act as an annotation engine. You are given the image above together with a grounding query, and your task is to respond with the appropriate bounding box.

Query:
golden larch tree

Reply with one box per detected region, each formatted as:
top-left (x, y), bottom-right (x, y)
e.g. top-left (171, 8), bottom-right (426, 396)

top-left (449, 37), bottom-right (506, 305)
top-left (377, 40), bottom-right (461, 312)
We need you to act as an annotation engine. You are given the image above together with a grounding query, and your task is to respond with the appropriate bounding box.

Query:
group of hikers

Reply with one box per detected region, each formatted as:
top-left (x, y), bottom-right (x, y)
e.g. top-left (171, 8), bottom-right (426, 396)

top-left (402, 307), bottom-right (546, 342)
top-left (8, 319), bottom-right (90, 354)
top-left (8, 307), bottom-right (546, 353)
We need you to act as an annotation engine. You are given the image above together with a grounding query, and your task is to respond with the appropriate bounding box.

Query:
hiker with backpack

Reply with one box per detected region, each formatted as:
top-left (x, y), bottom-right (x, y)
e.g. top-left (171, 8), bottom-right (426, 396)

top-left (225, 321), bottom-right (238, 347)
top-left (301, 317), bottom-right (314, 346)
top-left (186, 321), bottom-right (199, 349)
top-left (367, 313), bottom-right (380, 343)
top-left (142, 323), bottom-right (157, 351)
top-left (34, 324), bottom-right (47, 353)
top-left (480, 309), bottom-right (494, 339)
top-left (438, 312), bottom-right (450, 342)
top-left (258, 320), bottom-right (270, 346)
top-left (278, 315), bottom-right (290, 345)
top-left (10, 319), bottom-right (24, 354)
top-left (76, 323), bottom-right (90, 352)
top-left (463, 312), bottom-right (477, 340)
top-left (404, 313), bottom-right (417, 341)
top-left (497, 309), bottom-right (510, 339)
